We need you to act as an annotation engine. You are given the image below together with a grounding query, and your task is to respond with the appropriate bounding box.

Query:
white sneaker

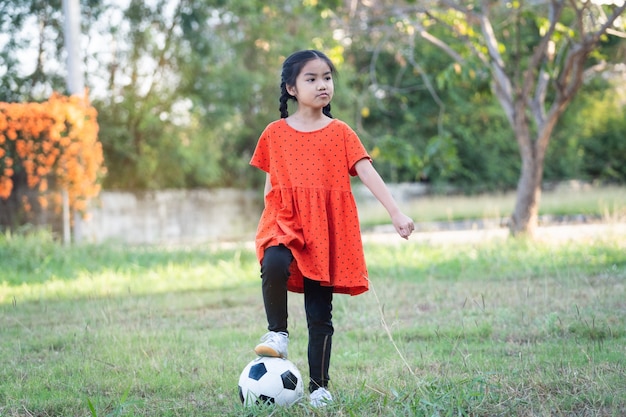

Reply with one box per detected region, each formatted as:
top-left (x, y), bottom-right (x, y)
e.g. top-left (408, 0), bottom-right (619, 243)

top-left (254, 331), bottom-right (289, 358)
top-left (310, 387), bottom-right (333, 408)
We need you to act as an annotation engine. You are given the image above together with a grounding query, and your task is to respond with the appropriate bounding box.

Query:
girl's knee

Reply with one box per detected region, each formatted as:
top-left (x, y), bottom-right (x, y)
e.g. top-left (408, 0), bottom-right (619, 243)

top-left (261, 245), bottom-right (293, 281)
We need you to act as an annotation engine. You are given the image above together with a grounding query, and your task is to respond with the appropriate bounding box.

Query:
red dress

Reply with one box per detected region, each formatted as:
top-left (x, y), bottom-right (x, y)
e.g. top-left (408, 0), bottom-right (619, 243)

top-left (250, 118), bottom-right (371, 296)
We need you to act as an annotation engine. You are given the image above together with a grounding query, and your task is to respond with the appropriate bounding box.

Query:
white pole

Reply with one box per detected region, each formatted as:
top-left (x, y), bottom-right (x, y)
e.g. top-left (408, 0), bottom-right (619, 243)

top-left (62, 0), bottom-right (84, 244)
top-left (62, 0), bottom-right (84, 95)
top-left (62, 189), bottom-right (71, 246)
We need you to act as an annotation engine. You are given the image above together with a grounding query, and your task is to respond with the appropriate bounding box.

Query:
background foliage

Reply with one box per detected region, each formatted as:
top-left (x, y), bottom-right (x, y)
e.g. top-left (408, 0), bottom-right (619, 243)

top-left (0, 92), bottom-right (104, 226)
top-left (0, 0), bottom-right (624, 194)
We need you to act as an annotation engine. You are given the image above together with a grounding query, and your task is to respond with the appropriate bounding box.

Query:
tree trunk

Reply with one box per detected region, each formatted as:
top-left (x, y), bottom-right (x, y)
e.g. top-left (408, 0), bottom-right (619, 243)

top-left (508, 98), bottom-right (546, 237)
top-left (510, 150), bottom-right (543, 237)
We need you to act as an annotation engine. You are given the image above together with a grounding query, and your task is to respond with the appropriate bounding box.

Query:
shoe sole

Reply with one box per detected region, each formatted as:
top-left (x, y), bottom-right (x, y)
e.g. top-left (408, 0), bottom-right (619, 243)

top-left (254, 345), bottom-right (286, 358)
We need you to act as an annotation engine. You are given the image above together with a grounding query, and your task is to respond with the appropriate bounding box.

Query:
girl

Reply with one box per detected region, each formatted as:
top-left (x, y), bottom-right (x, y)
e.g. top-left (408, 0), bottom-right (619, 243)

top-left (250, 50), bottom-right (415, 407)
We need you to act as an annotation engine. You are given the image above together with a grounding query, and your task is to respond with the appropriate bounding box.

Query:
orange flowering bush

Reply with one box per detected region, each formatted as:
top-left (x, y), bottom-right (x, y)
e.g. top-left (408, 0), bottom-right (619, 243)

top-left (0, 91), bottom-right (105, 216)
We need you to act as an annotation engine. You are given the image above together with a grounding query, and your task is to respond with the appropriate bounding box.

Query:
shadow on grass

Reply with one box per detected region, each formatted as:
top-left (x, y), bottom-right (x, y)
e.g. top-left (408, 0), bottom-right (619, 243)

top-left (1, 231), bottom-right (258, 287)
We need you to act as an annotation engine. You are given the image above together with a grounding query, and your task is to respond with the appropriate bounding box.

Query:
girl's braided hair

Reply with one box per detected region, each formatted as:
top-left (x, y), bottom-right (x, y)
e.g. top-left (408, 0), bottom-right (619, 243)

top-left (279, 50), bottom-right (336, 119)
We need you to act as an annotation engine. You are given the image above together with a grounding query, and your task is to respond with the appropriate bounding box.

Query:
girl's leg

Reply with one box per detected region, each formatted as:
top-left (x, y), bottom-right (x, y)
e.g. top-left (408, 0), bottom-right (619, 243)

top-left (261, 245), bottom-right (293, 333)
top-left (304, 278), bottom-right (334, 393)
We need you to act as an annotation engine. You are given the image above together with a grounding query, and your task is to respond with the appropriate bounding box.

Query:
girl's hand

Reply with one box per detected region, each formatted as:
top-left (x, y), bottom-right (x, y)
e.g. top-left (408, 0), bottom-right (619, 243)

top-left (392, 212), bottom-right (415, 240)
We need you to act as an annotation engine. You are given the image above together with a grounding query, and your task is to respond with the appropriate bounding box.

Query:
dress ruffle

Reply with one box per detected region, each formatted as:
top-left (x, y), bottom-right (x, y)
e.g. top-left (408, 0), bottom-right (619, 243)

top-left (256, 186), bottom-right (368, 295)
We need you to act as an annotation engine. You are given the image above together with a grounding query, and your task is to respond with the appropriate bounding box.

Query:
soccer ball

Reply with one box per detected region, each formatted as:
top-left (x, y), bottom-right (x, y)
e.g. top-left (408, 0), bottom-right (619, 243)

top-left (238, 357), bottom-right (304, 407)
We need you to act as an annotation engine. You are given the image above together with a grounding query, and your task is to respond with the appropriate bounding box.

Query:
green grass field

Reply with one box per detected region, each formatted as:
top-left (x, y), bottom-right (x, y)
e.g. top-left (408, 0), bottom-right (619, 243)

top-left (1, 224), bottom-right (625, 416)
top-left (358, 183), bottom-right (626, 227)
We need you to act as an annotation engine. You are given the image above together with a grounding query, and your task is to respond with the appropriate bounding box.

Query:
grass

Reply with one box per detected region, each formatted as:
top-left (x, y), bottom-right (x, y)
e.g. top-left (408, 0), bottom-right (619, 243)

top-left (357, 183), bottom-right (626, 227)
top-left (1, 225), bottom-right (625, 416)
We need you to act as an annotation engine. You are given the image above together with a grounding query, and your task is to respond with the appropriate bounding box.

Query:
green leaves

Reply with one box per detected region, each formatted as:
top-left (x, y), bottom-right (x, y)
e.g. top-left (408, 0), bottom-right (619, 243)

top-left (1, 0), bottom-right (624, 194)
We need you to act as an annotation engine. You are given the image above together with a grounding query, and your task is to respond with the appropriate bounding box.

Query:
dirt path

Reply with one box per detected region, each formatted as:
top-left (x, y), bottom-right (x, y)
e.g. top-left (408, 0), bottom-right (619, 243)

top-left (361, 222), bottom-right (626, 245)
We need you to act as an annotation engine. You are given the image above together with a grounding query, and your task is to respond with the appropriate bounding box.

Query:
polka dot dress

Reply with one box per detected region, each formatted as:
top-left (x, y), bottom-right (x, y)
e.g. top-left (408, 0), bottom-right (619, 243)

top-left (250, 118), bottom-right (371, 296)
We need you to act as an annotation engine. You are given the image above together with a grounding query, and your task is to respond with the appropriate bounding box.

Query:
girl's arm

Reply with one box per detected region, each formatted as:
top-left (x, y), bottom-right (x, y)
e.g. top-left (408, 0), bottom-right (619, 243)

top-left (355, 159), bottom-right (415, 239)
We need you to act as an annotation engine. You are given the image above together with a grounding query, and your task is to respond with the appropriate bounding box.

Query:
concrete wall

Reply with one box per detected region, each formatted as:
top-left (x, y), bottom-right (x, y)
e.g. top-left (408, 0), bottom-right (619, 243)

top-left (80, 184), bottom-right (428, 245)
top-left (81, 189), bottom-right (262, 244)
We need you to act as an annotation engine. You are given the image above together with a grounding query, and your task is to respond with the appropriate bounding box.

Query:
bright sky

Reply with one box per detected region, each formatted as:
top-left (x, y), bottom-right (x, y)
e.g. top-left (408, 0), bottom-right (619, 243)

top-left (0, 0), bottom-right (183, 100)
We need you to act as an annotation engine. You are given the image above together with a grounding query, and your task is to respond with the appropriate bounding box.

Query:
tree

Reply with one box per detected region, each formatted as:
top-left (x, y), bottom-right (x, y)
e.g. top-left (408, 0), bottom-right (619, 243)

top-left (0, 0), bottom-right (343, 191)
top-left (0, 0), bottom-right (68, 101)
top-left (341, 0), bottom-right (626, 236)
top-left (92, 0), bottom-right (344, 189)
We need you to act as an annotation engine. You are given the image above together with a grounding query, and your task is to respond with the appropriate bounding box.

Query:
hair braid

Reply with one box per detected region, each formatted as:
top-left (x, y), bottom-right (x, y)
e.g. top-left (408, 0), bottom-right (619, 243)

top-left (279, 81), bottom-right (291, 118)
top-left (323, 104), bottom-right (333, 119)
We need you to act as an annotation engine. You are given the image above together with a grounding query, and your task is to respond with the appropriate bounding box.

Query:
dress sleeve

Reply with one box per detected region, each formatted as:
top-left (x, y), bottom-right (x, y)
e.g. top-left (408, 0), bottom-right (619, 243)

top-left (344, 122), bottom-right (372, 176)
top-left (250, 124), bottom-right (271, 173)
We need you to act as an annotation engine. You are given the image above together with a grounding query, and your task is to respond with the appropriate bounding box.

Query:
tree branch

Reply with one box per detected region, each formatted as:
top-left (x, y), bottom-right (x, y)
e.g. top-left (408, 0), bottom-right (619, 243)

top-left (413, 21), bottom-right (466, 64)
top-left (531, 69), bottom-right (550, 130)
top-left (591, 3), bottom-right (626, 42)
top-left (420, 6), bottom-right (490, 66)
top-left (523, 0), bottom-right (565, 99)
top-left (479, 1), bottom-right (506, 70)
top-left (526, 1), bottom-right (567, 129)
top-left (606, 28), bottom-right (626, 38)
top-left (477, 1), bottom-right (514, 122)
top-left (405, 31), bottom-right (447, 136)
top-left (556, 1), bottom-right (626, 104)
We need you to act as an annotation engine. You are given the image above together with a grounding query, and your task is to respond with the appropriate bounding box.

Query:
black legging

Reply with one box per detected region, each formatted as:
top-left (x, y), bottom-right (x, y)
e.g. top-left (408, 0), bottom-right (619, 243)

top-left (261, 245), bottom-right (334, 392)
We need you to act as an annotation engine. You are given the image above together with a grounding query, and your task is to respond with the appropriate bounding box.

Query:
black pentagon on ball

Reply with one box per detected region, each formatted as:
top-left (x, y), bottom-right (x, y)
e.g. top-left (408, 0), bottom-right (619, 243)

top-left (280, 370), bottom-right (299, 390)
top-left (248, 362), bottom-right (267, 381)
top-left (258, 394), bottom-right (275, 405)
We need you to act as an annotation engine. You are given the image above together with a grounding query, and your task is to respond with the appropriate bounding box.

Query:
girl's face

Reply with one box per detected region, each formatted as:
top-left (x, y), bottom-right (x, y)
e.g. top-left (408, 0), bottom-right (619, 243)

top-left (287, 58), bottom-right (334, 110)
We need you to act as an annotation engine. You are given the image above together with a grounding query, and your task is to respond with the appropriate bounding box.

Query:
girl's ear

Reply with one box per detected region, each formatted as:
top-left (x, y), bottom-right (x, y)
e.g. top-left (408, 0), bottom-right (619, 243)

top-left (286, 84), bottom-right (297, 97)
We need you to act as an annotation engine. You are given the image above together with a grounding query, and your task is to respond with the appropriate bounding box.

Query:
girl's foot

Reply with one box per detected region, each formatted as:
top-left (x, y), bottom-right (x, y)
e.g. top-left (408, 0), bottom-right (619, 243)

top-left (310, 387), bottom-right (333, 407)
top-left (254, 331), bottom-right (289, 358)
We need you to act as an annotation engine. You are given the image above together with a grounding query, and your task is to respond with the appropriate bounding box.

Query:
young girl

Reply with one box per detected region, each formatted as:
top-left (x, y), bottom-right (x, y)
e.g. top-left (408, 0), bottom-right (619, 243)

top-left (249, 50), bottom-right (415, 407)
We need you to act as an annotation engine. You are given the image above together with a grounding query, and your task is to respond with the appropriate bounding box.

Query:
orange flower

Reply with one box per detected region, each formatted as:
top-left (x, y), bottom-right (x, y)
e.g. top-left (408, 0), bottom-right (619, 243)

top-left (27, 175), bottom-right (40, 188)
top-left (15, 140), bottom-right (26, 157)
top-left (0, 176), bottom-right (12, 199)
top-left (21, 195), bottom-right (32, 213)
top-left (22, 159), bottom-right (34, 174)
top-left (1, 90), bottom-right (105, 217)
top-left (36, 165), bottom-right (48, 176)
top-left (38, 195), bottom-right (49, 209)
